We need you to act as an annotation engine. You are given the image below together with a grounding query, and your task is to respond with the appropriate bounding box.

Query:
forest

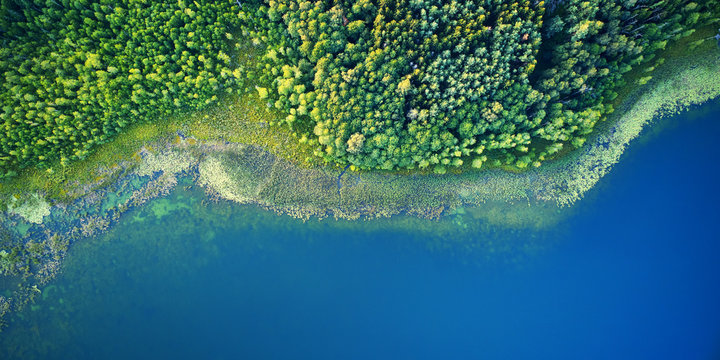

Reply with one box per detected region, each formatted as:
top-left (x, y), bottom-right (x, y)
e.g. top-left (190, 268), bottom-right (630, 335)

top-left (1, 0), bottom-right (719, 177)
top-left (0, 0), bottom-right (243, 178)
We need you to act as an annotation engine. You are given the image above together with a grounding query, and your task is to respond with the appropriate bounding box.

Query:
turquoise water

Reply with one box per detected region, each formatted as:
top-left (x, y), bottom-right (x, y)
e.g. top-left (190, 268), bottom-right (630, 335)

top-left (1, 99), bottom-right (720, 359)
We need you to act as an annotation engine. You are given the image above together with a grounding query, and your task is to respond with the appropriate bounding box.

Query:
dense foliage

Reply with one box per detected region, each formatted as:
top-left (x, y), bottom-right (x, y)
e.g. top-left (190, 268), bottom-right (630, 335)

top-left (245, 0), bottom-right (719, 171)
top-left (1, 0), bottom-right (718, 177)
top-left (0, 0), bottom-right (243, 178)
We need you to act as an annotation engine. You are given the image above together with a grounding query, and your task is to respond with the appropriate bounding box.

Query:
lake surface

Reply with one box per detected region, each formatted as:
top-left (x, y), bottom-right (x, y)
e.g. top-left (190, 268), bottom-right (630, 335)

top-left (1, 99), bottom-right (720, 359)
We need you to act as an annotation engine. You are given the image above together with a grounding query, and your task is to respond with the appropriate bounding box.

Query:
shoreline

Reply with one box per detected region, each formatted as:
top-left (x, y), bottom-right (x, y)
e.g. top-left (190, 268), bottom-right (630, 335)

top-left (0, 36), bottom-right (719, 329)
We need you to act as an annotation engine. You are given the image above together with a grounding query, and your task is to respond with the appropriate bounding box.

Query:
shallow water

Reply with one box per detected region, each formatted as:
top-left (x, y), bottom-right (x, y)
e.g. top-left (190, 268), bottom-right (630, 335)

top-left (1, 99), bottom-right (720, 359)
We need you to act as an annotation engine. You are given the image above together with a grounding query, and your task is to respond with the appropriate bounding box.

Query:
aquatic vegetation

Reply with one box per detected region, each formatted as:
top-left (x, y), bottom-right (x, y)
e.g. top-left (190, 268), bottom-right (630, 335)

top-left (148, 198), bottom-right (193, 220)
top-left (0, 295), bottom-right (9, 329)
top-left (135, 149), bottom-right (194, 178)
top-left (0, 246), bottom-right (26, 276)
top-left (5, 194), bottom-right (50, 225)
top-left (198, 155), bottom-right (251, 203)
top-left (169, 42), bottom-right (720, 215)
top-left (538, 47), bottom-right (720, 205)
top-left (78, 216), bottom-right (110, 238)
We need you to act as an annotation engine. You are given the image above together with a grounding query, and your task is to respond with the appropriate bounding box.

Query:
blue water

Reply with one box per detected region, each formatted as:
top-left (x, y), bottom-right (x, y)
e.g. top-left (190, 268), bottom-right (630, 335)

top-left (1, 100), bottom-right (720, 359)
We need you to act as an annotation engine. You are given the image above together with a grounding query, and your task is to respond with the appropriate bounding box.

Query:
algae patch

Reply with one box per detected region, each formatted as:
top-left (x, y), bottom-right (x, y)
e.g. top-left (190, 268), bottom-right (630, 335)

top-left (6, 193), bottom-right (50, 225)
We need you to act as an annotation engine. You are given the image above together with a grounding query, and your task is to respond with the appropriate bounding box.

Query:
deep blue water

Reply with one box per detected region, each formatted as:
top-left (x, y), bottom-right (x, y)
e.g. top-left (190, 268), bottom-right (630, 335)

top-left (1, 100), bottom-right (720, 359)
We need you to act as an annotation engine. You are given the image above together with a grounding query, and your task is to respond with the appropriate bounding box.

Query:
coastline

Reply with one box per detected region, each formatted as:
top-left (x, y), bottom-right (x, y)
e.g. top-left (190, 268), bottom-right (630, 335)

top-left (0, 34), bottom-right (719, 328)
top-left (135, 39), bottom-right (720, 218)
